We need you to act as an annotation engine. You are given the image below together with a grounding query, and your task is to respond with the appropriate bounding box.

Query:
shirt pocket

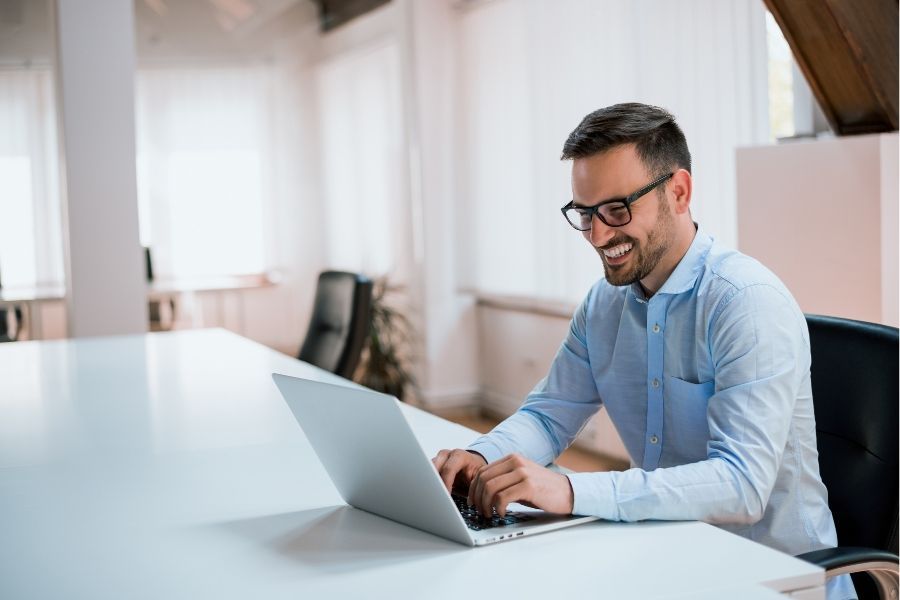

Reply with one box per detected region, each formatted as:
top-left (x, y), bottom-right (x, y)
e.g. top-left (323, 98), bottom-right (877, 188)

top-left (664, 376), bottom-right (715, 460)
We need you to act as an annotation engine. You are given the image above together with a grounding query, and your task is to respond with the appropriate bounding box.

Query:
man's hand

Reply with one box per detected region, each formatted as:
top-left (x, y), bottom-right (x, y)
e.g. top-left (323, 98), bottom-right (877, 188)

top-left (432, 449), bottom-right (487, 494)
top-left (468, 453), bottom-right (574, 517)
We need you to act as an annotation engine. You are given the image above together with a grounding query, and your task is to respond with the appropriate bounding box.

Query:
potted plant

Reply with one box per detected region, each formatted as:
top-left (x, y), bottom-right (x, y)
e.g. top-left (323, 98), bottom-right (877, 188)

top-left (354, 277), bottom-right (416, 401)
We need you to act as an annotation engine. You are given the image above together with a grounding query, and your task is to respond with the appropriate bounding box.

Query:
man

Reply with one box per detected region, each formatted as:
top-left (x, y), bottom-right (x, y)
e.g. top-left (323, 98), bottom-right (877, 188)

top-left (433, 103), bottom-right (854, 599)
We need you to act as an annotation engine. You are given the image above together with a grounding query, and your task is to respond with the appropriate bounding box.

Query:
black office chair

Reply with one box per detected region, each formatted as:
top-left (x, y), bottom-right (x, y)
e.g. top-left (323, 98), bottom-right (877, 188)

top-left (796, 314), bottom-right (899, 600)
top-left (144, 247), bottom-right (176, 332)
top-left (0, 267), bottom-right (23, 343)
top-left (0, 306), bottom-right (18, 342)
top-left (298, 271), bottom-right (373, 379)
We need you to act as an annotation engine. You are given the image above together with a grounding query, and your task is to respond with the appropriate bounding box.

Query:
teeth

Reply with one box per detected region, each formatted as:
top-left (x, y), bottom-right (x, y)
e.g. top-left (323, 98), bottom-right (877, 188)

top-left (603, 243), bottom-right (633, 258)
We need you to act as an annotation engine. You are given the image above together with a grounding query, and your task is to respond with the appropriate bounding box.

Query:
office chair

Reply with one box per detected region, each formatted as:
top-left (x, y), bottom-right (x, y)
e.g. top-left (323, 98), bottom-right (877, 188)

top-left (145, 247), bottom-right (176, 332)
top-left (298, 271), bottom-right (373, 379)
top-left (0, 267), bottom-right (23, 343)
top-left (0, 306), bottom-right (18, 342)
top-left (797, 314), bottom-right (899, 600)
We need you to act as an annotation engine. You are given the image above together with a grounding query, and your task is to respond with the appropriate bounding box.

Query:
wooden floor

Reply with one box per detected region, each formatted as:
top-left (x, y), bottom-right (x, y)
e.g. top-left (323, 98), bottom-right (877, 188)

top-left (443, 412), bottom-right (627, 473)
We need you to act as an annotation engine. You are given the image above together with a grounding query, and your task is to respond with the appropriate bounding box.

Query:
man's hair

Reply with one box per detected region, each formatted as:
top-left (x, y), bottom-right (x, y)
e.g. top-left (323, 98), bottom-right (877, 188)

top-left (561, 103), bottom-right (691, 176)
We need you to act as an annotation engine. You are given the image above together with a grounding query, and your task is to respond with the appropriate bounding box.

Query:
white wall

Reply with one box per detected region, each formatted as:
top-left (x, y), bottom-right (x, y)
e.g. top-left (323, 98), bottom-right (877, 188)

top-left (404, 0), bottom-right (481, 409)
top-left (880, 134), bottom-right (899, 327)
top-left (736, 133), bottom-right (899, 327)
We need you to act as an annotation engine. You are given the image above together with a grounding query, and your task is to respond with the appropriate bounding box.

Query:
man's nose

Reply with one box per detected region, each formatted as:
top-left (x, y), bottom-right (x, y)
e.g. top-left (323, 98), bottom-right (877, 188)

top-left (587, 214), bottom-right (616, 248)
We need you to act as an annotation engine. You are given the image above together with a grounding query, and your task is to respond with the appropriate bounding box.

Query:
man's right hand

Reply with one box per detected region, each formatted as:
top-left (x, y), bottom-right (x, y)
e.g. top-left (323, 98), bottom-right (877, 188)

top-left (431, 449), bottom-right (487, 494)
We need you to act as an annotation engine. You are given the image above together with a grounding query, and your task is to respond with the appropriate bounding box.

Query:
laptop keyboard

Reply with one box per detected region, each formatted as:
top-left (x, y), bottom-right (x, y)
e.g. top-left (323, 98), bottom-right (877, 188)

top-left (452, 493), bottom-right (536, 531)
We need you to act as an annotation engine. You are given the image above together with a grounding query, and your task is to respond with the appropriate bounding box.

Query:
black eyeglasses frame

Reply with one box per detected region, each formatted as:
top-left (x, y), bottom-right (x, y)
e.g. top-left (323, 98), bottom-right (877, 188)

top-left (560, 172), bottom-right (674, 230)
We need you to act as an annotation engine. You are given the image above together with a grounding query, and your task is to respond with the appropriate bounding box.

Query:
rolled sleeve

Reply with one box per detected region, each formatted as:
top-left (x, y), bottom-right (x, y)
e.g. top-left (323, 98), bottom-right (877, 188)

top-left (567, 472), bottom-right (619, 519)
top-left (467, 290), bottom-right (603, 466)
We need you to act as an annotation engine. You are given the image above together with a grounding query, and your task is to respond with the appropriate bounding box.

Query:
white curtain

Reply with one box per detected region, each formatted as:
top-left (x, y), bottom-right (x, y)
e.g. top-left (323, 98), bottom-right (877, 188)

top-left (0, 69), bottom-right (64, 288)
top-left (456, 0), bottom-right (769, 303)
top-left (135, 66), bottom-right (275, 279)
top-left (315, 40), bottom-right (408, 280)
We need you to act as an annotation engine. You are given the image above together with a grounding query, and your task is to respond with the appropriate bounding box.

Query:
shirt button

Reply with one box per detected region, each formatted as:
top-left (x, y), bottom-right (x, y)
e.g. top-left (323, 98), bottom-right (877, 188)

top-left (652, 324), bottom-right (660, 333)
top-left (652, 378), bottom-right (660, 388)
top-left (650, 435), bottom-right (659, 444)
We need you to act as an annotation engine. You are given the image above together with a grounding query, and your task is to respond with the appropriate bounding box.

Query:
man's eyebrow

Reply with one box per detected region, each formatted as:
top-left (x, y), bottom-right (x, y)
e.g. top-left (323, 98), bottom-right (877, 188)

top-left (572, 194), bottom-right (625, 209)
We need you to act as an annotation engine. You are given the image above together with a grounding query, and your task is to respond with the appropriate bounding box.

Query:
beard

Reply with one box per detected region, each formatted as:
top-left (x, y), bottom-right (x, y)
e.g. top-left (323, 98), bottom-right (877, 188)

top-left (597, 194), bottom-right (675, 287)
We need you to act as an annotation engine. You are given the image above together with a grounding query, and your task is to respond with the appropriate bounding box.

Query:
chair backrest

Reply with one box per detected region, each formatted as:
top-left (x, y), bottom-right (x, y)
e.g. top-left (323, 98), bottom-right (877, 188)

top-left (0, 266), bottom-right (18, 342)
top-left (806, 314), bottom-right (899, 553)
top-left (0, 306), bottom-right (9, 340)
top-left (298, 271), bottom-right (373, 379)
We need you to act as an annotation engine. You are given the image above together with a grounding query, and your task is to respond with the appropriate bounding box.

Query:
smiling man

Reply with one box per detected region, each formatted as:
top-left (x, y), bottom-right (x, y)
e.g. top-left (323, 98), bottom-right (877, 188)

top-left (433, 104), bottom-right (854, 599)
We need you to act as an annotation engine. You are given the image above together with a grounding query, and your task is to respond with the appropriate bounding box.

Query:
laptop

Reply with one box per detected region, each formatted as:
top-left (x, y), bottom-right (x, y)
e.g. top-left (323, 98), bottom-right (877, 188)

top-left (272, 373), bottom-right (600, 546)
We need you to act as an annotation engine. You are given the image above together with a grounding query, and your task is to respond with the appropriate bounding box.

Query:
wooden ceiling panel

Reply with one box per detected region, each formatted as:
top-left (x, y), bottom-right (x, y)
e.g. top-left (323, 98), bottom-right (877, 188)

top-left (764, 0), bottom-right (898, 135)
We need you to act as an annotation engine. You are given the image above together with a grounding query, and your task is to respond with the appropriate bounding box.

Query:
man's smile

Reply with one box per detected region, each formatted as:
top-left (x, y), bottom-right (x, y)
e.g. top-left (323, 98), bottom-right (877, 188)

top-left (600, 241), bottom-right (634, 266)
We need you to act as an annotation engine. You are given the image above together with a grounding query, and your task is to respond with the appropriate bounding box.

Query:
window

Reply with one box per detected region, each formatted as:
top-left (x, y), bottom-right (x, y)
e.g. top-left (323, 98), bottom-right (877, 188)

top-left (0, 68), bottom-right (64, 289)
top-left (316, 40), bottom-right (408, 279)
top-left (135, 66), bottom-right (273, 279)
top-left (456, 0), bottom-right (769, 303)
top-left (766, 10), bottom-right (795, 140)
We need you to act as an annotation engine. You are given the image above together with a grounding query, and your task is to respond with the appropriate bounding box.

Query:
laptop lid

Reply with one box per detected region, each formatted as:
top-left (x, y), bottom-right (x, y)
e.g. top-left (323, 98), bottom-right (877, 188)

top-left (272, 373), bottom-right (474, 545)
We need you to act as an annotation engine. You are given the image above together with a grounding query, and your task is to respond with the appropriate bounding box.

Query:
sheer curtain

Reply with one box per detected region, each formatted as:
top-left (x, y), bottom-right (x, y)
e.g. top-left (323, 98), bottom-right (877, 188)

top-left (0, 68), bottom-right (64, 288)
top-left (135, 66), bottom-right (275, 279)
top-left (315, 40), bottom-right (408, 280)
top-left (456, 0), bottom-right (769, 303)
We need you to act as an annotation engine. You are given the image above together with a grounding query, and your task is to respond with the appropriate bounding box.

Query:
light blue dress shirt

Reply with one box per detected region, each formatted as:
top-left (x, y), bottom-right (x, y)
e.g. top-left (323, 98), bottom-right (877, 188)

top-left (469, 227), bottom-right (854, 599)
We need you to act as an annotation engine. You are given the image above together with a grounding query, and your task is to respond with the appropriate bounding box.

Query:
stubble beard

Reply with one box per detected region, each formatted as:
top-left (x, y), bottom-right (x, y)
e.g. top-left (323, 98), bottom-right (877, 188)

top-left (598, 194), bottom-right (675, 287)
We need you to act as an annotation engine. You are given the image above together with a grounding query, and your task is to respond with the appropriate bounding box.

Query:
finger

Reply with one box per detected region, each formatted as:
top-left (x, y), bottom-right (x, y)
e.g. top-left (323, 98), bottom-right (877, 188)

top-left (478, 454), bottom-right (525, 483)
top-left (467, 454), bottom-right (519, 508)
top-left (455, 451), bottom-right (487, 494)
top-left (470, 458), bottom-right (519, 515)
top-left (468, 456), bottom-right (508, 509)
top-left (462, 451), bottom-right (487, 483)
top-left (431, 449), bottom-right (450, 471)
top-left (477, 468), bottom-right (526, 518)
top-left (467, 459), bottom-right (500, 508)
top-left (491, 480), bottom-right (532, 518)
top-left (437, 450), bottom-right (468, 493)
top-left (467, 465), bottom-right (483, 509)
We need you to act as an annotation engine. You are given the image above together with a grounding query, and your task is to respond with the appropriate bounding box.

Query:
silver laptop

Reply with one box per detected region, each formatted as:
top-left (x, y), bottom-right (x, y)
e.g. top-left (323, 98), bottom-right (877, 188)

top-left (272, 373), bottom-right (599, 547)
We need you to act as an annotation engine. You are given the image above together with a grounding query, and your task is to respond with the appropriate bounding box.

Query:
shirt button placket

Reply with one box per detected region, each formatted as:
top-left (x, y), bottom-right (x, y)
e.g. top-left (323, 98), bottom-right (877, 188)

top-left (645, 303), bottom-right (666, 470)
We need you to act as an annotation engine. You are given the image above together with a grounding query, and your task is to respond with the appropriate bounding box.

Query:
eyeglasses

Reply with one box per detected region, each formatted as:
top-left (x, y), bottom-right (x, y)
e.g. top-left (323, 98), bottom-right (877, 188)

top-left (560, 172), bottom-right (673, 231)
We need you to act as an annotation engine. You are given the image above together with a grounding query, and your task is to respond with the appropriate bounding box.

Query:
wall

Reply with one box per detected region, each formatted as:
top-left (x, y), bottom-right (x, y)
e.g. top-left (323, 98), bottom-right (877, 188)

top-left (736, 133), bottom-right (899, 326)
top-left (880, 134), bottom-right (899, 327)
top-left (405, 0), bottom-right (481, 410)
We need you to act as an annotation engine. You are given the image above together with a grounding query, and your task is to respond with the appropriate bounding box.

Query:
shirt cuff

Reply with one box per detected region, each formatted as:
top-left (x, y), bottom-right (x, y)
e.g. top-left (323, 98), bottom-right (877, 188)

top-left (466, 439), bottom-right (507, 465)
top-left (566, 471), bottom-right (619, 520)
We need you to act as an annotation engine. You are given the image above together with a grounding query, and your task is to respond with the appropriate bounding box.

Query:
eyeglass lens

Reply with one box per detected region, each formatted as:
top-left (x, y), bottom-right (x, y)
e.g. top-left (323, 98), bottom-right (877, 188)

top-left (566, 202), bottom-right (630, 230)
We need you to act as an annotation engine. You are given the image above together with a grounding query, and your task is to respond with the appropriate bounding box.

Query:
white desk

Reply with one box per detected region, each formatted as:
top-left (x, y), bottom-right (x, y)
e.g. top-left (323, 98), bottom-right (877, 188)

top-left (0, 329), bottom-right (824, 599)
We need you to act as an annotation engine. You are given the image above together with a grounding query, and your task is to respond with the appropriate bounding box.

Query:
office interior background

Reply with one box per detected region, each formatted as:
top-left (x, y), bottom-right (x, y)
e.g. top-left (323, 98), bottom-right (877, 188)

top-left (1, 0), bottom-right (897, 463)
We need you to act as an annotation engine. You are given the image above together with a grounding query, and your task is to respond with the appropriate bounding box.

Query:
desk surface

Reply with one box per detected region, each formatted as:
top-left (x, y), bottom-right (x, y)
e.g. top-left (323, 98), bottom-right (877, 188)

top-left (0, 329), bottom-right (823, 599)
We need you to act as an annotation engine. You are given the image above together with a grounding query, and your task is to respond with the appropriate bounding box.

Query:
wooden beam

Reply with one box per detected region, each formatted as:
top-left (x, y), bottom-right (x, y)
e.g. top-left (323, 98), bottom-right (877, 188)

top-left (763, 0), bottom-right (898, 135)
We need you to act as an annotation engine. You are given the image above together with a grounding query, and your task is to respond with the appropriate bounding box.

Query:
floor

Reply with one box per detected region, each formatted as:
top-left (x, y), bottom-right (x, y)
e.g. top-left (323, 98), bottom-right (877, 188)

top-left (443, 412), bottom-right (628, 473)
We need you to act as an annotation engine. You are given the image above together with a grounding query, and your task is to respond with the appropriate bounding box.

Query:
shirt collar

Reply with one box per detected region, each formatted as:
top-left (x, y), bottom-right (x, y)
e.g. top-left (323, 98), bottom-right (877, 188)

top-left (630, 223), bottom-right (713, 300)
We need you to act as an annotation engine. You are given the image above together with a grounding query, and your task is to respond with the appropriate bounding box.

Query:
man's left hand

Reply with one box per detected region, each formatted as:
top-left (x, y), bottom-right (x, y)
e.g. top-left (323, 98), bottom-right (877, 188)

top-left (467, 453), bottom-right (574, 517)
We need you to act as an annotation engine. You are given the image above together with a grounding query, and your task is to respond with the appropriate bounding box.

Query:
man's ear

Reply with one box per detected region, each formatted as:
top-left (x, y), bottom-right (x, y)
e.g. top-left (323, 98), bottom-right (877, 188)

top-left (669, 169), bottom-right (692, 215)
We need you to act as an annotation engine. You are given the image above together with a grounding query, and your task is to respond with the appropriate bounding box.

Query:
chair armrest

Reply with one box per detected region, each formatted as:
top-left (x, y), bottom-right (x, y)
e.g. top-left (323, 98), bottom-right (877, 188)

top-left (797, 547), bottom-right (898, 600)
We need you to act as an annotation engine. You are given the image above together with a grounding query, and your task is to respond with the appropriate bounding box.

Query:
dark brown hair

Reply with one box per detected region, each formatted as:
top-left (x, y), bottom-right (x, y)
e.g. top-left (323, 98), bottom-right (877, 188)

top-left (561, 103), bottom-right (691, 176)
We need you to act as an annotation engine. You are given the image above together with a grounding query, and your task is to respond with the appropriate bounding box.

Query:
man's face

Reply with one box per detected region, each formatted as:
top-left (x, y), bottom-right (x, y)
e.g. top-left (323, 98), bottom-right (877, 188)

top-left (571, 145), bottom-right (676, 288)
